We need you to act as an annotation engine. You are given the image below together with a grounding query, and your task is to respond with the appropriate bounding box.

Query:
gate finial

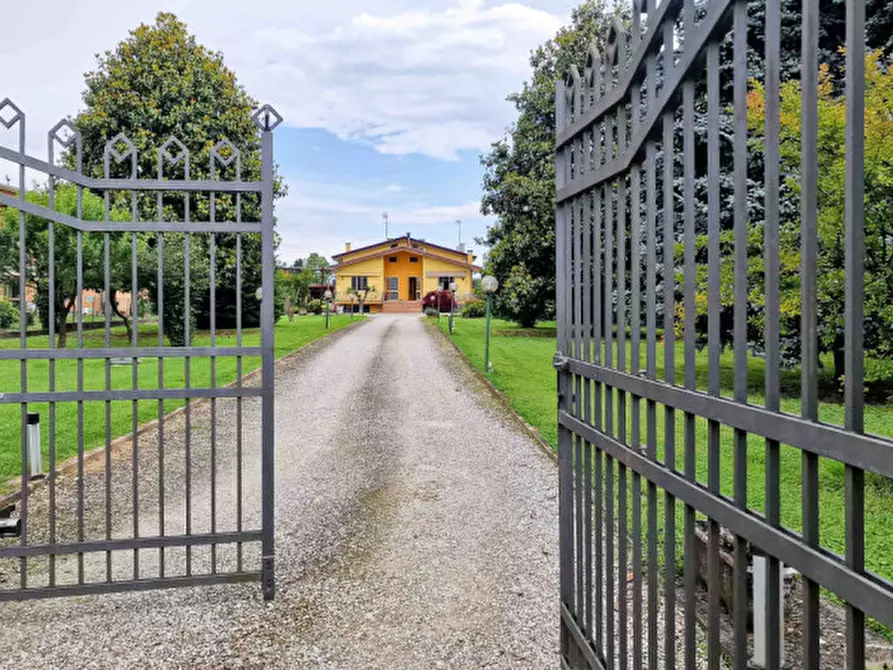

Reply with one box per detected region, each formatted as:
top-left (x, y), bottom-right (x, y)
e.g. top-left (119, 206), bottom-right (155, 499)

top-left (0, 98), bottom-right (24, 130)
top-left (565, 66), bottom-right (583, 119)
top-left (48, 119), bottom-right (79, 150)
top-left (252, 104), bottom-right (283, 132)
top-left (585, 45), bottom-right (604, 103)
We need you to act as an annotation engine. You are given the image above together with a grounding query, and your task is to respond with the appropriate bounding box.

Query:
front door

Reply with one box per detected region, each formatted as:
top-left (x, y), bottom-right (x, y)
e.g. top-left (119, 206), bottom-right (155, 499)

top-left (408, 277), bottom-right (419, 300)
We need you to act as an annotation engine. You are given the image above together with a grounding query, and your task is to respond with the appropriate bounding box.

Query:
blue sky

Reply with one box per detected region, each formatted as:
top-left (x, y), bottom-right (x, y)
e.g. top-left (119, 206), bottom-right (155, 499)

top-left (2, 0), bottom-right (581, 265)
top-left (276, 127), bottom-right (487, 263)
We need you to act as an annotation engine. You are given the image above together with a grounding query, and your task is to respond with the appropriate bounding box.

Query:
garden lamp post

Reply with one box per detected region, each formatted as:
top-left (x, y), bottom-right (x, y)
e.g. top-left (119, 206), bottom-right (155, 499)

top-left (482, 275), bottom-right (499, 373)
top-left (324, 289), bottom-right (333, 329)
top-left (448, 281), bottom-right (458, 334)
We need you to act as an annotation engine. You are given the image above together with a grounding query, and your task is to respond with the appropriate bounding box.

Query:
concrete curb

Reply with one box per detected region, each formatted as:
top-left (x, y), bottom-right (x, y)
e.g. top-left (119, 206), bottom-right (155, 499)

top-left (425, 319), bottom-right (557, 464)
top-left (0, 318), bottom-right (369, 513)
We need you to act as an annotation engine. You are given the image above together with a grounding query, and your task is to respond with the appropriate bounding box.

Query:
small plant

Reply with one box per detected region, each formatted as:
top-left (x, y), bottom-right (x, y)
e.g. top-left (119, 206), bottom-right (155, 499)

top-left (0, 300), bottom-right (17, 330)
top-left (307, 299), bottom-right (323, 315)
top-left (285, 297), bottom-right (295, 322)
top-left (461, 300), bottom-right (486, 318)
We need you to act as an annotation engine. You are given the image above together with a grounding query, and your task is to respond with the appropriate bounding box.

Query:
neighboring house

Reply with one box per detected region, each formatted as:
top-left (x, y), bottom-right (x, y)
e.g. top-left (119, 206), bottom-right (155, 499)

top-left (330, 233), bottom-right (482, 313)
top-left (75, 289), bottom-right (139, 318)
top-left (0, 271), bottom-right (37, 307)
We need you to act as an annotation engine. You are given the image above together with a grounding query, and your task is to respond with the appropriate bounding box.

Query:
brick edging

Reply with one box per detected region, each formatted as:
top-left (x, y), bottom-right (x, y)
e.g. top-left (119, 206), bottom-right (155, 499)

top-left (425, 319), bottom-right (557, 464)
top-left (0, 318), bottom-right (368, 513)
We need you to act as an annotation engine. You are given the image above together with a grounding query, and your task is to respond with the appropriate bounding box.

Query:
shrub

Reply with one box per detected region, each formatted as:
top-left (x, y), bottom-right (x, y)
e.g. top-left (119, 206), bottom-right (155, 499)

top-left (422, 290), bottom-right (454, 313)
top-left (307, 299), bottom-right (323, 315)
top-left (424, 307), bottom-right (440, 318)
top-left (461, 300), bottom-right (486, 318)
top-left (0, 300), bottom-right (16, 330)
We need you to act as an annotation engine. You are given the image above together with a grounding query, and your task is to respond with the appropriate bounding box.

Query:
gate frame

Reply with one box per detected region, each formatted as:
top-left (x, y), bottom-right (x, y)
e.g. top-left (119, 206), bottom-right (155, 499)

top-left (554, 0), bottom-right (892, 667)
top-left (0, 97), bottom-right (281, 601)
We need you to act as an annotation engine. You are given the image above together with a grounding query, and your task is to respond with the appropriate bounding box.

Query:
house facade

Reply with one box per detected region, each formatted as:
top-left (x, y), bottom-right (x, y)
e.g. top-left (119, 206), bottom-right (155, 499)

top-left (331, 234), bottom-right (482, 313)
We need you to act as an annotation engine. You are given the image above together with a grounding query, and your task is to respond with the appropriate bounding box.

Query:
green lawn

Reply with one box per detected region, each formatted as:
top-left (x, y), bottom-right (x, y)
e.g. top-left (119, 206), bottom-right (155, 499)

top-left (438, 315), bottom-right (893, 587)
top-left (0, 314), bottom-right (358, 484)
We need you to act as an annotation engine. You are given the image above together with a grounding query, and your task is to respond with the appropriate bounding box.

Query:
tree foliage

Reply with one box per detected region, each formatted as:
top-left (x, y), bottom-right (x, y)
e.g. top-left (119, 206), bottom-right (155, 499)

top-left (68, 12), bottom-right (283, 344)
top-left (480, 0), bottom-right (619, 327)
top-left (742, 51), bottom-right (893, 380)
top-left (303, 252), bottom-right (331, 284)
top-left (0, 185), bottom-right (132, 346)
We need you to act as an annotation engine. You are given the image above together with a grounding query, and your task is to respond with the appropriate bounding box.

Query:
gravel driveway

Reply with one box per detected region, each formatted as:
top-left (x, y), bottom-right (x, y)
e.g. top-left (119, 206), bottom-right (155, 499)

top-left (0, 315), bottom-right (559, 668)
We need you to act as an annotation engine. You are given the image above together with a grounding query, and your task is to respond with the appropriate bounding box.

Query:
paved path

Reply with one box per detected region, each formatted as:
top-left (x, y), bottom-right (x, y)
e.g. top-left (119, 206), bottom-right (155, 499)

top-left (1, 315), bottom-right (559, 668)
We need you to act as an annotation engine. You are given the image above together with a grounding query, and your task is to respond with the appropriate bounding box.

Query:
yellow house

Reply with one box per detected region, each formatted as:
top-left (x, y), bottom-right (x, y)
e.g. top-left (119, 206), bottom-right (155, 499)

top-left (331, 233), bottom-right (482, 313)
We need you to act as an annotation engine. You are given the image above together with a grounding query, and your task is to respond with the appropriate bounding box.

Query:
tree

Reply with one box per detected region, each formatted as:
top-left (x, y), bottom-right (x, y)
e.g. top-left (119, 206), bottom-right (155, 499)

top-left (652, 0), bottom-right (893, 378)
top-left (68, 12), bottom-right (284, 344)
top-left (746, 0), bottom-right (893, 89)
top-left (304, 252), bottom-right (331, 284)
top-left (347, 286), bottom-right (375, 315)
top-left (690, 51), bottom-right (893, 382)
top-left (0, 185), bottom-right (130, 346)
top-left (276, 266), bottom-right (314, 309)
top-left (480, 0), bottom-right (619, 328)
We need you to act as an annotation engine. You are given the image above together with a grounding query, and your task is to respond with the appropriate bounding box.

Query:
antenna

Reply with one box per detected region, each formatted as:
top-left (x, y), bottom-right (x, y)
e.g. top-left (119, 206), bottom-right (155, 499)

top-left (456, 219), bottom-right (462, 246)
top-left (383, 212), bottom-right (389, 239)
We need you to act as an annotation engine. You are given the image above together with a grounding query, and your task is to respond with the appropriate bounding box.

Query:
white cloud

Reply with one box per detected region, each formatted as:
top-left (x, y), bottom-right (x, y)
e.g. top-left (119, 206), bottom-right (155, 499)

top-left (385, 184), bottom-right (405, 192)
top-left (227, 1), bottom-right (563, 159)
top-left (1, 1), bottom-right (568, 160)
top-left (275, 177), bottom-right (490, 263)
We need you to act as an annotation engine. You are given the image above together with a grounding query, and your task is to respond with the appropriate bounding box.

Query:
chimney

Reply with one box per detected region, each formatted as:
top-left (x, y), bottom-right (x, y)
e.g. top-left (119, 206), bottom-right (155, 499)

top-left (345, 242), bottom-right (351, 253)
top-left (467, 252), bottom-right (474, 265)
top-left (458, 242), bottom-right (466, 252)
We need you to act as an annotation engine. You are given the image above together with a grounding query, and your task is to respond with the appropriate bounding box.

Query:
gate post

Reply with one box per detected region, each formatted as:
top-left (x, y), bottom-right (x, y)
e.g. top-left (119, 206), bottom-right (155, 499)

top-left (256, 104), bottom-right (281, 602)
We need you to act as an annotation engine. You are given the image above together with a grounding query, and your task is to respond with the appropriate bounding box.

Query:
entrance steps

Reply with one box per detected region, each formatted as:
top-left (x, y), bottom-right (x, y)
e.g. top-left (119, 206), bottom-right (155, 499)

top-left (382, 300), bottom-right (423, 314)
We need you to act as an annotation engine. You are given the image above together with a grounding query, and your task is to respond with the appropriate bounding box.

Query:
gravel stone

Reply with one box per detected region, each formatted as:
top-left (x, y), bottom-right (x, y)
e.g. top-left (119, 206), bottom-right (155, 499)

top-left (0, 315), bottom-right (559, 668)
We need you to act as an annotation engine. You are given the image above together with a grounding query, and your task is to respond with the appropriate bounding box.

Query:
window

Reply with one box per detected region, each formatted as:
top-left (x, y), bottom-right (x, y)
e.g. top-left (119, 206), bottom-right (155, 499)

top-left (390, 244), bottom-right (398, 248)
top-left (386, 277), bottom-right (398, 300)
top-left (439, 277), bottom-right (455, 291)
top-left (409, 257), bottom-right (419, 263)
top-left (351, 276), bottom-right (369, 291)
top-left (389, 256), bottom-right (398, 263)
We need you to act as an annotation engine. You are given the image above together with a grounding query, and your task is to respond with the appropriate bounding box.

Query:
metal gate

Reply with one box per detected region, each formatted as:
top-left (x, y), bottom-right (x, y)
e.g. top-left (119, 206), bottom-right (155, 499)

top-left (0, 98), bottom-right (279, 600)
top-left (555, 0), bottom-right (893, 668)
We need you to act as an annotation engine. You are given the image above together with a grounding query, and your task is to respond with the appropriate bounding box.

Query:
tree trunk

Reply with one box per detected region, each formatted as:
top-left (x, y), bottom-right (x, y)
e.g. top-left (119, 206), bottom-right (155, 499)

top-left (110, 290), bottom-right (132, 341)
top-left (56, 299), bottom-right (74, 348)
top-left (833, 333), bottom-right (846, 382)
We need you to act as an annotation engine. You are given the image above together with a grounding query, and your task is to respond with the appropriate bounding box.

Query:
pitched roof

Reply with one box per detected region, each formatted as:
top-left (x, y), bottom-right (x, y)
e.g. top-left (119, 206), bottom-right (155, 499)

top-left (331, 246), bottom-right (482, 273)
top-left (332, 234), bottom-right (474, 262)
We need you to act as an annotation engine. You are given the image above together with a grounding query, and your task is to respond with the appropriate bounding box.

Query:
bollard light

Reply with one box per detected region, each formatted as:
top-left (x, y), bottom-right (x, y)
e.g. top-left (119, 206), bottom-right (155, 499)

top-left (26, 412), bottom-right (41, 478)
top-left (0, 517), bottom-right (21, 537)
top-left (752, 551), bottom-right (785, 668)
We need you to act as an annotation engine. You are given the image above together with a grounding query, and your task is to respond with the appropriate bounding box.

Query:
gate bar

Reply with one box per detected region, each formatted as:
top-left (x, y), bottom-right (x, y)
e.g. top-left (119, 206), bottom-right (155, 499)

top-left (844, 0), bottom-right (867, 665)
top-left (559, 411), bottom-right (893, 629)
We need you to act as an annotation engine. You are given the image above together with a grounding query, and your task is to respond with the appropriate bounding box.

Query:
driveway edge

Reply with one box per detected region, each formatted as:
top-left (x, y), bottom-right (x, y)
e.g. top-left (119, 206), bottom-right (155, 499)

top-left (0, 318), bottom-right (369, 514)
top-left (425, 318), bottom-right (557, 464)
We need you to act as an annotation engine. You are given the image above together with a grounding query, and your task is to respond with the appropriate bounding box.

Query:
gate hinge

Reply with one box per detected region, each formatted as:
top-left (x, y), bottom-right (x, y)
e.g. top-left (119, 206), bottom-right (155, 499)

top-left (557, 389), bottom-right (576, 408)
top-left (553, 352), bottom-right (570, 372)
